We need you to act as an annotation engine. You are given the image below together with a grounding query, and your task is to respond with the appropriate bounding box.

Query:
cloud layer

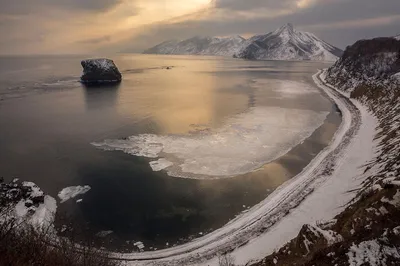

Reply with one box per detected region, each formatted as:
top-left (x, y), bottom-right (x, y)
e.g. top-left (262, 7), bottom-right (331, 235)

top-left (0, 0), bottom-right (399, 54)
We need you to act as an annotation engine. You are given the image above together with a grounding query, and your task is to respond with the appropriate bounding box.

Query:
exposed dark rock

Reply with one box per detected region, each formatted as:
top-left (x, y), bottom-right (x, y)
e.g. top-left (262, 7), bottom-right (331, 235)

top-left (24, 200), bottom-right (33, 208)
top-left (0, 179), bottom-right (45, 208)
top-left (326, 37), bottom-right (400, 92)
top-left (80, 58), bottom-right (122, 84)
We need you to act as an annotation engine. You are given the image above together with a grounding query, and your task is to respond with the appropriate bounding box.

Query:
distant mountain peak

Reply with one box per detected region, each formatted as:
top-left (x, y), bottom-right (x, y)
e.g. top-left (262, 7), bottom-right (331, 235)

top-left (235, 24), bottom-right (343, 61)
top-left (143, 35), bottom-right (247, 56)
top-left (276, 23), bottom-right (295, 34)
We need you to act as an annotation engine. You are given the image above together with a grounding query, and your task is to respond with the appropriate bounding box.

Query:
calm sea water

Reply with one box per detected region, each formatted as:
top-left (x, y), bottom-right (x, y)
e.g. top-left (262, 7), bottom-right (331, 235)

top-left (0, 54), bottom-right (338, 251)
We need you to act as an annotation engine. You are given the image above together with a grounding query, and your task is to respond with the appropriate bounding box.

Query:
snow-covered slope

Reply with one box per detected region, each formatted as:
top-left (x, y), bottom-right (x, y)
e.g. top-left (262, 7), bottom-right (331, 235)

top-left (143, 35), bottom-right (246, 56)
top-left (325, 37), bottom-right (400, 92)
top-left (251, 36), bottom-right (400, 266)
top-left (395, 34), bottom-right (400, 40)
top-left (235, 23), bottom-right (343, 61)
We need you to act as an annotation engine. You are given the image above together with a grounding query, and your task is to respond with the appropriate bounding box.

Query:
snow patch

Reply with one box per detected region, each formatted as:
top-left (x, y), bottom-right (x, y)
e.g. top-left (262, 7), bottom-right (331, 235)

top-left (149, 158), bottom-right (173, 171)
top-left (22, 181), bottom-right (44, 198)
top-left (134, 241), bottom-right (145, 250)
top-left (307, 224), bottom-right (343, 245)
top-left (15, 196), bottom-right (57, 228)
top-left (347, 240), bottom-right (400, 266)
top-left (96, 230), bottom-right (113, 237)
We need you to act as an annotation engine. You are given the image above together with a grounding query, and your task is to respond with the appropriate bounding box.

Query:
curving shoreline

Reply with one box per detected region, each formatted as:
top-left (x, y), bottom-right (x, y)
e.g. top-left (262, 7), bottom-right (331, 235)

top-left (109, 70), bottom-right (366, 265)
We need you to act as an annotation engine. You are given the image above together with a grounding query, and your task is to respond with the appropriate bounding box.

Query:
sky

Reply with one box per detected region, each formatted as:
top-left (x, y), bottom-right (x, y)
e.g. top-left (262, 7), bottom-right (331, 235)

top-left (0, 0), bottom-right (399, 55)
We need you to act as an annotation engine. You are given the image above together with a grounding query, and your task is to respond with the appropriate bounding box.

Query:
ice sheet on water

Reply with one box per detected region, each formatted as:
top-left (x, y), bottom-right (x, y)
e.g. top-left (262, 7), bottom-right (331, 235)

top-left (93, 104), bottom-right (328, 179)
top-left (251, 79), bottom-right (319, 97)
top-left (149, 158), bottom-right (173, 171)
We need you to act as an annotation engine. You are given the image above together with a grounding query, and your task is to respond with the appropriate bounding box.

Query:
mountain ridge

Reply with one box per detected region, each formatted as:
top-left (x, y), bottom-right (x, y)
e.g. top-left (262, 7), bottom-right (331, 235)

top-left (235, 23), bottom-right (343, 61)
top-left (143, 24), bottom-right (343, 61)
top-left (143, 35), bottom-right (246, 56)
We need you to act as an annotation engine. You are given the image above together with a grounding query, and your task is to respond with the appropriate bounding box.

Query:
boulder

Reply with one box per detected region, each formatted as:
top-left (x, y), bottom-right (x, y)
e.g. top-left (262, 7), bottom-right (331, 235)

top-left (80, 58), bottom-right (122, 84)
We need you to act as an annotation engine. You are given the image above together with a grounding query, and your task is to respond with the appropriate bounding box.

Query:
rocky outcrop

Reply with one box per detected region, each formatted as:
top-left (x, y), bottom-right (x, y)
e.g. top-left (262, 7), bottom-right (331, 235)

top-left (80, 58), bottom-right (122, 84)
top-left (325, 37), bottom-right (400, 92)
top-left (0, 178), bottom-right (45, 209)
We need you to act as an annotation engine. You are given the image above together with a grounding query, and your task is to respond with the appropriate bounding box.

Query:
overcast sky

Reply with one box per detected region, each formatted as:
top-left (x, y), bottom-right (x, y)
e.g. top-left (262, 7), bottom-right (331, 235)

top-left (0, 0), bottom-right (399, 54)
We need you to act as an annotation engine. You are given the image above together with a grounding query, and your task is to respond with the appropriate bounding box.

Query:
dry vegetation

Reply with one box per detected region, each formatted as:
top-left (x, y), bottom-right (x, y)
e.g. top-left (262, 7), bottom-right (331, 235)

top-left (0, 206), bottom-right (119, 266)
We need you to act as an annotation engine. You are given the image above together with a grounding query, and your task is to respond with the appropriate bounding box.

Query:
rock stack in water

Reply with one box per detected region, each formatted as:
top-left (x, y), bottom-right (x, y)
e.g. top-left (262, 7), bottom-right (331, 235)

top-left (80, 58), bottom-right (122, 84)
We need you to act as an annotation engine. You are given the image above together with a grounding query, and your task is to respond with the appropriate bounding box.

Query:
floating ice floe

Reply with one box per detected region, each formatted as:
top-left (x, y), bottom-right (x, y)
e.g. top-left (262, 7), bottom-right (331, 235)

top-left (93, 104), bottom-right (328, 179)
top-left (96, 230), bottom-right (113, 238)
top-left (134, 241), bottom-right (145, 250)
top-left (149, 158), bottom-right (173, 171)
top-left (58, 185), bottom-right (91, 203)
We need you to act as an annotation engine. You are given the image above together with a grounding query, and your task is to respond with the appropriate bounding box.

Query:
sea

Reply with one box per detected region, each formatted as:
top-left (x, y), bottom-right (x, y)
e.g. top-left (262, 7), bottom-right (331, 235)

top-left (0, 54), bottom-right (339, 251)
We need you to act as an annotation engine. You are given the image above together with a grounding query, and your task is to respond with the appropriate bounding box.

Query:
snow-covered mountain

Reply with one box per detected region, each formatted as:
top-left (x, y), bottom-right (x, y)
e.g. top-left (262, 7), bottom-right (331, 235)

top-left (143, 24), bottom-right (342, 61)
top-left (143, 35), bottom-right (246, 56)
top-left (235, 23), bottom-right (343, 61)
top-left (395, 34), bottom-right (400, 40)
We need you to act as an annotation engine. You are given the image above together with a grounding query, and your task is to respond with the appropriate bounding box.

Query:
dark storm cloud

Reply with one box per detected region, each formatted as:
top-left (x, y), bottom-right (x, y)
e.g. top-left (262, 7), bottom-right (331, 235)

top-left (0, 0), bottom-right (123, 15)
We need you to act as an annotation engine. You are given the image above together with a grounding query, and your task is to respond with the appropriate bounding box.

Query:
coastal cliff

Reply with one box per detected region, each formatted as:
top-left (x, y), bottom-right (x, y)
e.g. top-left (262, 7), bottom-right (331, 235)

top-left (252, 38), bottom-right (400, 266)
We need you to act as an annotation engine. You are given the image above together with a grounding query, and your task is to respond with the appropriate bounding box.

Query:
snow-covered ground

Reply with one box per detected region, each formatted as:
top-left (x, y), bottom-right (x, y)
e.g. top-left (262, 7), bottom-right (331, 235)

top-left (15, 195), bottom-right (57, 229)
top-left (107, 70), bottom-right (378, 265)
top-left (0, 180), bottom-right (58, 230)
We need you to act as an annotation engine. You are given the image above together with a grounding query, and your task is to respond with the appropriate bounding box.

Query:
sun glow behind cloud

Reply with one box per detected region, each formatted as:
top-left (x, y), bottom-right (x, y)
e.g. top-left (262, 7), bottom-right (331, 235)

top-left (1, 0), bottom-right (399, 54)
top-left (0, 0), bottom-right (213, 54)
top-left (121, 0), bottom-right (212, 29)
top-left (296, 0), bottom-right (317, 9)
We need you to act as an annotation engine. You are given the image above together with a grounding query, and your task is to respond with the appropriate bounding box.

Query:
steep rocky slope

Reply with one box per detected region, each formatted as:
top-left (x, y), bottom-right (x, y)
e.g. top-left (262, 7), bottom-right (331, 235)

top-left (235, 24), bottom-right (343, 61)
top-left (325, 38), bottom-right (400, 91)
top-left (251, 38), bottom-right (400, 266)
top-left (143, 35), bottom-right (246, 56)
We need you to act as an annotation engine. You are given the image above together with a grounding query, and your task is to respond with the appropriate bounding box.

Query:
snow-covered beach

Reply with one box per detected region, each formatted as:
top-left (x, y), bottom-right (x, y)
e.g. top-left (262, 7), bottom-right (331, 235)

top-left (107, 70), bottom-right (378, 265)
